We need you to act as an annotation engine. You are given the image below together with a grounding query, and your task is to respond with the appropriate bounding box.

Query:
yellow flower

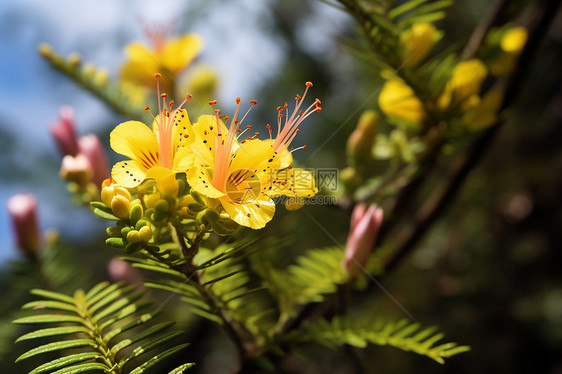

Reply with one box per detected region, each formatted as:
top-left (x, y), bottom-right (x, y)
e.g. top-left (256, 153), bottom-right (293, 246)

top-left (110, 74), bottom-right (195, 191)
top-left (378, 78), bottom-right (426, 122)
top-left (186, 83), bottom-right (321, 229)
top-left (438, 59), bottom-right (487, 110)
top-left (501, 27), bottom-right (527, 53)
top-left (491, 27), bottom-right (528, 76)
top-left (400, 23), bottom-right (442, 67)
top-left (120, 29), bottom-right (203, 94)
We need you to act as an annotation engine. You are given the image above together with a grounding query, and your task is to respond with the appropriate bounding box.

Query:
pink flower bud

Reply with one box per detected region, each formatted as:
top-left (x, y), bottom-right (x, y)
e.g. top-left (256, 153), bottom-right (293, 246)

top-left (60, 154), bottom-right (93, 185)
top-left (78, 134), bottom-right (110, 187)
top-left (342, 203), bottom-right (384, 277)
top-left (108, 258), bottom-right (143, 287)
top-left (50, 106), bottom-right (79, 156)
top-left (6, 193), bottom-right (41, 255)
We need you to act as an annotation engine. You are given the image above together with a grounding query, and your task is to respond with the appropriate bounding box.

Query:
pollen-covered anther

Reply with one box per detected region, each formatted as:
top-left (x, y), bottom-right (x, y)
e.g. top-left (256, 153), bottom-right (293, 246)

top-left (250, 100), bottom-right (257, 105)
top-left (186, 94), bottom-right (193, 100)
top-left (235, 97), bottom-right (241, 104)
top-left (154, 73), bottom-right (162, 78)
top-left (277, 106), bottom-right (283, 113)
top-left (209, 100), bottom-right (218, 106)
top-left (161, 93), bottom-right (168, 99)
top-left (144, 105), bottom-right (150, 111)
top-left (305, 81), bottom-right (313, 87)
top-left (246, 125), bottom-right (252, 129)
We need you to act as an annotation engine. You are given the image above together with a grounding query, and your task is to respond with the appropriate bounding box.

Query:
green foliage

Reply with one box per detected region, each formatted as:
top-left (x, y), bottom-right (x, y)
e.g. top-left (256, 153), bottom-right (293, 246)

top-left (14, 282), bottom-right (193, 373)
top-left (294, 316), bottom-right (470, 364)
top-left (265, 247), bottom-right (348, 317)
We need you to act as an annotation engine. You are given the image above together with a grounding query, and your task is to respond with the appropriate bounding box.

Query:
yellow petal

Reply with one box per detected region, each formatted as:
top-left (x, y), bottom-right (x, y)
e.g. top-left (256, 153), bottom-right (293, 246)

top-left (378, 79), bottom-right (426, 122)
top-left (146, 166), bottom-right (179, 196)
top-left (161, 34), bottom-right (203, 73)
top-left (220, 195), bottom-right (275, 229)
top-left (110, 121), bottom-right (160, 171)
top-left (266, 168), bottom-right (317, 198)
top-left (190, 115), bottom-right (229, 167)
top-left (111, 160), bottom-right (147, 188)
top-left (186, 166), bottom-right (224, 198)
top-left (120, 43), bottom-right (159, 87)
top-left (173, 147), bottom-right (195, 172)
top-left (230, 138), bottom-right (275, 174)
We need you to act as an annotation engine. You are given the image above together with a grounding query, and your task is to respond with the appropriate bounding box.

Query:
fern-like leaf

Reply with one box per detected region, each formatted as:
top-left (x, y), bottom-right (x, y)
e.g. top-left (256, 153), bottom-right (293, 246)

top-left (14, 282), bottom-right (193, 373)
top-left (265, 247), bottom-right (348, 319)
top-left (294, 316), bottom-right (470, 364)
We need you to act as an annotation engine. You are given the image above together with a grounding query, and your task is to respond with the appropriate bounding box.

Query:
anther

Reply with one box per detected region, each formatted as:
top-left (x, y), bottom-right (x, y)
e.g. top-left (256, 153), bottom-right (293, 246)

top-left (154, 73), bottom-right (161, 78)
top-left (161, 93), bottom-right (168, 98)
top-left (144, 105), bottom-right (150, 111)
top-left (305, 82), bottom-right (313, 87)
top-left (209, 100), bottom-right (217, 105)
top-left (186, 94), bottom-right (193, 100)
top-left (235, 97), bottom-right (241, 104)
top-left (250, 100), bottom-right (257, 105)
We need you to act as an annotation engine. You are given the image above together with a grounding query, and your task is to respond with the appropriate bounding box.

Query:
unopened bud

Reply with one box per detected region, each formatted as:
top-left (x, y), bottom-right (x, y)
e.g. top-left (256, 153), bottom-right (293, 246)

top-left (78, 134), bottom-right (110, 188)
top-left (129, 203), bottom-right (143, 224)
top-left (347, 110), bottom-right (378, 166)
top-left (111, 195), bottom-right (132, 220)
top-left (60, 154), bottom-right (93, 186)
top-left (138, 226), bottom-right (153, 242)
top-left (50, 106), bottom-right (78, 156)
top-left (7, 193), bottom-right (41, 255)
top-left (342, 204), bottom-right (384, 277)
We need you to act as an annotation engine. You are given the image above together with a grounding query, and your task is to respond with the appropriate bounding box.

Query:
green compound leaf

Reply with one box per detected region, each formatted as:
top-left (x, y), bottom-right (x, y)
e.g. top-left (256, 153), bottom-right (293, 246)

top-left (14, 282), bottom-right (193, 372)
top-left (294, 316), bottom-right (470, 364)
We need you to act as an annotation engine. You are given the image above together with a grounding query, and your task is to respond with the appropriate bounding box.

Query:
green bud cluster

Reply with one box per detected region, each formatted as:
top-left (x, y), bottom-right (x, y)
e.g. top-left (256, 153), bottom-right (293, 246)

top-left (92, 174), bottom-right (239, 254)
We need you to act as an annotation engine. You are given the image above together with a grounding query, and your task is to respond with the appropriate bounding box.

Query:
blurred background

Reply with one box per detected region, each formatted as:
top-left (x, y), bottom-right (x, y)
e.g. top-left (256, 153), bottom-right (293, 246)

top-left (1, 0), bottom-right (561, 373)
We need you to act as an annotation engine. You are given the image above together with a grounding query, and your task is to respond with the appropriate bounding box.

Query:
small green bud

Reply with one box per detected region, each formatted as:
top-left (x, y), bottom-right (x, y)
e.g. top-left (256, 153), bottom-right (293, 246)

top-left (129, 204), bottom-right (143, 224)
top-left (190, 191), bottom-right (206, 205)
top-left (210, 221), bottom-right (230, 236)
top-left (204, 210), bottom-right (219, 222)
top-left (138, 226), bottom-right (153, 242)
top-left (67, 52), bottom-right (81, 67)
top-left (120, 226), bottom-right (132, 237)
top-left (188, 203), bottom-right (206, 212)
top-left (106, 237), bottom-right (125, 248)
top-left (135, 219), bottom-right (148, 231)
top-left (106, 226), bottom-right (121, 237)
top-left (38, 43), bottom-right (53, 57)
top-left (347, 110), bottom-right (378, 166)
top-left (111, 195), bottom-right (131, 220)
top-left (126, 230), bottom-right (141, 243)
top-left (154, 199), bottom-right (170, 213)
